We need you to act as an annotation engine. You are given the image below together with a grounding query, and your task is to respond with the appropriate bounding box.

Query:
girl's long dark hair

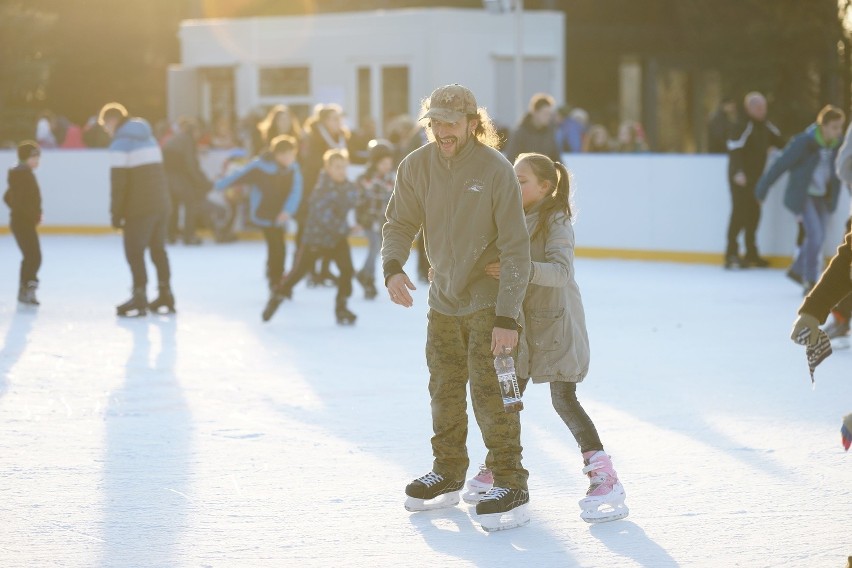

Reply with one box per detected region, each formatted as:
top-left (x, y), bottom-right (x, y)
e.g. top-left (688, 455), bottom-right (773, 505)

top-left (515, 152), bottom-right (572, 241)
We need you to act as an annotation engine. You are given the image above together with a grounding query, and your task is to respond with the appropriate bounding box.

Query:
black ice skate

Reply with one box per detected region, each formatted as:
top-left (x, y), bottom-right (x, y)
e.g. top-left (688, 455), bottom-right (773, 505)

top-left (148, 286), bottom-right (176, 315)
top-left (404, 471), bottom-right (464, 512)
top-left (116, 288), bottom-right (147, 318)
top-left (356, 272), bottom-right (378, 300)
top-left (261, 287), bottom-right (290, 322)
top-left (17, 281), bottom-right (39, 306)
top-left (723, 253), bottom-right (742, 270)
top-left (475, 487), bottom-right (530, 532)
top-left (335, 302), bottom-right (357, 325)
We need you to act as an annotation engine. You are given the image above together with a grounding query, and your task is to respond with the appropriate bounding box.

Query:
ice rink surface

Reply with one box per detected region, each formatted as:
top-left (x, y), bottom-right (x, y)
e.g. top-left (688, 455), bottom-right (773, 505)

top-left (0, 235), bottom-right (849, 568)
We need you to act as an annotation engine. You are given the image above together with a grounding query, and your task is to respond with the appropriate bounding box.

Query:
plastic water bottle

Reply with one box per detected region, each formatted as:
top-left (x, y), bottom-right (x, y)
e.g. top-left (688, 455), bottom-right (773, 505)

top-left (494, 350), bottom-right (523, 413)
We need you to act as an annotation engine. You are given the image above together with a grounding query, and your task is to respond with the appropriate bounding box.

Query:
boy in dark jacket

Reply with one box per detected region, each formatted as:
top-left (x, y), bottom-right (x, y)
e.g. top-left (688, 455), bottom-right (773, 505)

top-left (263, 149), bottom-right (358, 324)
top-left (4, 141), bottom-right (43, 305)
top-left (100, 102), bottom-right (174, 317)
top-left (214, 135), bottom-right (302, 291)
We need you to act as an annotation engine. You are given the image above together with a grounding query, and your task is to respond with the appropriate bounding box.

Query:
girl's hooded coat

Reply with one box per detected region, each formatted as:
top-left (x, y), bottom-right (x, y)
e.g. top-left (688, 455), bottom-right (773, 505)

top-left (516, 201), bottom-right (590, 383)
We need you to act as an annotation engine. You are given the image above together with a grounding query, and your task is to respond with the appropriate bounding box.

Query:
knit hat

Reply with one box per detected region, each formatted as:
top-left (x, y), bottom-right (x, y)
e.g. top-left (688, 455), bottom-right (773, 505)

top-left (421, 84), bottom-right (478, 123)
top-left (17, 140), bottom-right (40, 162)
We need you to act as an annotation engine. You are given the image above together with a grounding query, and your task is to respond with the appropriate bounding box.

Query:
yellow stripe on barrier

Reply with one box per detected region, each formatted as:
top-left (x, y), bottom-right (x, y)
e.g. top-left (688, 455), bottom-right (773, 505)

top-left (574, 247), bottom-right (792, 268)
top-left (0, 226), bottom-right (793, 267)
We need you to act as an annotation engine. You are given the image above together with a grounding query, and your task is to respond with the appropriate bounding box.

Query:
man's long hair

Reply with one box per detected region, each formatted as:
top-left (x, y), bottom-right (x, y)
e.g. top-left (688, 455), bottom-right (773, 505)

top-left (419, 99), bottom-right (502, 150)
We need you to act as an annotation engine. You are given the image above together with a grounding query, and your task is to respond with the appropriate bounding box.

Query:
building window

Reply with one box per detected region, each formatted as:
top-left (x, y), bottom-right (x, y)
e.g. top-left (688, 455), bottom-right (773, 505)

top-left (357, 67), bottom-right (371, 125)
top-left (259, 66), bottom-right (310, 97)
top-left (382, 66), bottom-right (408, 122)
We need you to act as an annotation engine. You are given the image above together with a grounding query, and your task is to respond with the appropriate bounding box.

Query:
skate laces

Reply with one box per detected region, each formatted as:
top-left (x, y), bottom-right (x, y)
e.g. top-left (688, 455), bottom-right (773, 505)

top-left (480, 487), bottom-right (510, 502)
top-left (416, 472), bottom-right (444, 487)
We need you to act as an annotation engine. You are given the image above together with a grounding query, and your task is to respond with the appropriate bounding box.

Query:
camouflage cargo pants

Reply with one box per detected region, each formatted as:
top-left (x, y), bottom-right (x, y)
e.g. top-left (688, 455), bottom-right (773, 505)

top-left (425, 308), bottom-right (529, 490)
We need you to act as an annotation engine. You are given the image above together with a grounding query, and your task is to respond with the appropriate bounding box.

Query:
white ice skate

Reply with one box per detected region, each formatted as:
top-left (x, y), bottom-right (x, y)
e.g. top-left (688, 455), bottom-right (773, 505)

top-left (404, 471), bottom-right (463, 512)
top-left (462, 465), bottom-right (493, 504)
top-left (824, 315), bottom-right (850, 350)
top-left (579, 451), bottom-right (629, 524)
top-left (475, 487), bottom-right (530, 532)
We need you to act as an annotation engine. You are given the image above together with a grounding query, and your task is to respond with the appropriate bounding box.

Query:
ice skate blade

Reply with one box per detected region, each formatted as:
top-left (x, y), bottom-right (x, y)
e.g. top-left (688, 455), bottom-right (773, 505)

top-left (579, 483), bottom-right (626, 509)
top-left (149, 306), bottom-right (176, 315)
top-left (580, 505), bottom-right (629, 524)
top-left (462, 489), bottom-right (487, 504)
top-left (404, 491), bottom-right (460, 512)
top-left (116, 310), bottom-right (147, 318)
top-left (478, 504), bottom-right (530, 532)
top-left (462, 478), bottom-right (492, 504)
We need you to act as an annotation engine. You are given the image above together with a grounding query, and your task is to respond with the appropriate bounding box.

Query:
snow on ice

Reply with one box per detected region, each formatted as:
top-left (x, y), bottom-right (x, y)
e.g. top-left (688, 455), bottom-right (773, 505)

top-left (0, 235), bottom-right (850, 567)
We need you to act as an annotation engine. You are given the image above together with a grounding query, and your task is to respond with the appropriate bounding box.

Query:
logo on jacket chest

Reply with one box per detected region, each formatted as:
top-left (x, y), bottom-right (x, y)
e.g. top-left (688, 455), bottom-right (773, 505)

top-left (464, 178), bottom-right (485, 194)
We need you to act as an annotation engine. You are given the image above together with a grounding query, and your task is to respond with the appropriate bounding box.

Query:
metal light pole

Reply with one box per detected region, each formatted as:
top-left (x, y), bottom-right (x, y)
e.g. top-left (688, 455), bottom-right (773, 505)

top-left (485, 0), bottom-right (524, 121)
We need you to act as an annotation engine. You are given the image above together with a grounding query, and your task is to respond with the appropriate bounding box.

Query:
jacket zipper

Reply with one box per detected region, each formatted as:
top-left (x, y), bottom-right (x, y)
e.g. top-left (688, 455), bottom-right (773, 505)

top-left (445, 157), bottom-right (455, 277)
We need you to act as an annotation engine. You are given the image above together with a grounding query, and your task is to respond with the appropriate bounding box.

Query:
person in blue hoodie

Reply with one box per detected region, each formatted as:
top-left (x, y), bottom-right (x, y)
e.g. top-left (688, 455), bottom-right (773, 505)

top-left (755, 105), bottom-right (846, 293)
top-left (262, 149), bottom-right (358, 325)
top-left (3, 141), bottom-right (43, 305)
top-left (100, 102), bottom-right (174, 317)
top-left (214, 135), bottom-right (302, 292)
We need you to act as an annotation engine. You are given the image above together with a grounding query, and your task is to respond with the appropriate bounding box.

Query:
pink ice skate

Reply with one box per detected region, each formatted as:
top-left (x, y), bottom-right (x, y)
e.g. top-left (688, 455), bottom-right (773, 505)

top-left (579, 450), bottom-right (629, 523)
top-left (462, 465), bottom-right (494, 504)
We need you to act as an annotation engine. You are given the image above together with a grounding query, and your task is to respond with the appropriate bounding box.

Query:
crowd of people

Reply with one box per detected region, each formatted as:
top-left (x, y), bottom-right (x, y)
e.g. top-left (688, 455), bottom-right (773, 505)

top-left (4, 84), bottom-right (636, 532)
top-left (5, 79), bottom-right (851, 537)
top-left (8, 89), bottom-right (852, 348)
top-left (712, 91), bottom-right (852, 347)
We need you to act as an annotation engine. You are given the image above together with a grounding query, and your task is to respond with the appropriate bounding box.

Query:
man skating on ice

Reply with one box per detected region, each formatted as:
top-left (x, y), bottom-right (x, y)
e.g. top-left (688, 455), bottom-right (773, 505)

top-left (382, 84), bottom-right (532, 531)
top-left (101, 102), bottom-right (174, 316)
top-left (725, 92), bottom-right (784, 268)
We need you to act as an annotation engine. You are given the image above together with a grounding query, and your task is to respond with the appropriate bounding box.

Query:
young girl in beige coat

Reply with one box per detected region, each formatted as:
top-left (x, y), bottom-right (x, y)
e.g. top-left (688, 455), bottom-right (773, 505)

top-left (468, 152), bottom-right (629, 523)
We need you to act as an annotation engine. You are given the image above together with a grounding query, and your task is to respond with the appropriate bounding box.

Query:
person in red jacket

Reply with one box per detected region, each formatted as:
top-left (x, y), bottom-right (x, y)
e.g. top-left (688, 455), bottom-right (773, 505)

top-left (3, 141), bottom-right (43, 305)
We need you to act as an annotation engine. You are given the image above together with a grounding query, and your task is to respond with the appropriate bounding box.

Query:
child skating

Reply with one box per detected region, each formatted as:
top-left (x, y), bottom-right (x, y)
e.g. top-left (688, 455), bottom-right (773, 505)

top-left (262, 149), bottom-right (359, 325)
top-left (354, 140), bottom-right (395, 299)
top-left (214, 135), bottom-right (302, 291)
top-left (467, 152), bottom-right (629, 523)
top-left (3, 141), bottom-right (43, 306)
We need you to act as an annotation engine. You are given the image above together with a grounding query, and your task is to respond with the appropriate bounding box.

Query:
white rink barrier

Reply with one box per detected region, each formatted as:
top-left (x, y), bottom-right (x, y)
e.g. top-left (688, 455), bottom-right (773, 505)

top-left (1, 149), bottom-right (848, 264)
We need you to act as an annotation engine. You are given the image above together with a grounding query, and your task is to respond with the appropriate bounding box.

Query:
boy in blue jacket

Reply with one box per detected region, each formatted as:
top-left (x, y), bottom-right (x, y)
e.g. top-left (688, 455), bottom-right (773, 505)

top-left (755, 105), bottom-right (846, 292)
top-left (215, 135), bottom-right (302, 291)
top-left (3, 141), bottom-right (43, 305)
top-left (263, 149), bottom-right (359, 325)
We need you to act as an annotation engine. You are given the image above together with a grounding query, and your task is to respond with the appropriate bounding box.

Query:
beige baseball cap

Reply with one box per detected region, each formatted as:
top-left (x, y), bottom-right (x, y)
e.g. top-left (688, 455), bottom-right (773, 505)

top-left (420, 84), bottom-right (478, 123)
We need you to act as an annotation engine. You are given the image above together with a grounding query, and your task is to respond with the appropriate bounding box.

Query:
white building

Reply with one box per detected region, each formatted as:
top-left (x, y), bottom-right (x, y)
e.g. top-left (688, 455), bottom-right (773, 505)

top-left (168, 7), bottom-right (565, 131)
